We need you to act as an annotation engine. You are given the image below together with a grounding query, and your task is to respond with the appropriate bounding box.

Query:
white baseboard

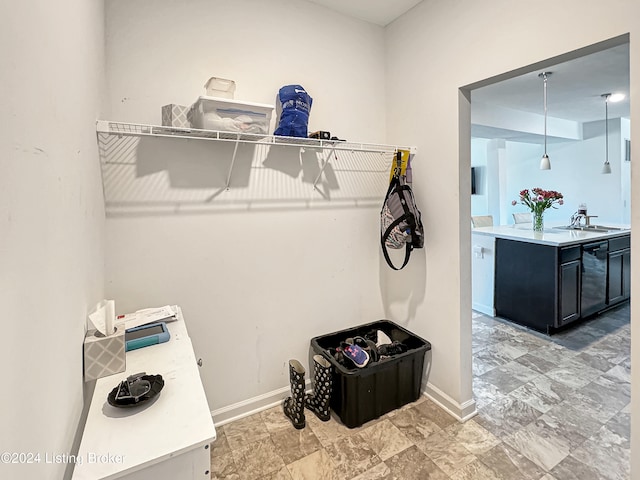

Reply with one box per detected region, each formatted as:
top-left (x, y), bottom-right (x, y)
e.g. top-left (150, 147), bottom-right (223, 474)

top-left (472, 302), bottom-right (494, 317)
top-left (212, 379), bottom-right (477, 427)
top-left (211, 380), bottom-right (312, 427)
top-left (422, 382), bottom-right (477, 422)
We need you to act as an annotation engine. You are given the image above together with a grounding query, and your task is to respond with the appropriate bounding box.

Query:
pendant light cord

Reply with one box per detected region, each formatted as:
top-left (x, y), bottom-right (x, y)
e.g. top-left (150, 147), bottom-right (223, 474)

top-left (543, 73), bottom-right (548, 156)
top-left (538, 72), bottom-right (552, 170)
top-left (605, 95), bottom-right (609, 164)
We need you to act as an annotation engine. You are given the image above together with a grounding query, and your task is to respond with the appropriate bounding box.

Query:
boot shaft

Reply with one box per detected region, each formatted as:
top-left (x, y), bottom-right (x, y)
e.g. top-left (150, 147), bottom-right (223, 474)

top-left (283, 359), bottom-right (306, 429)
top-left (306, 354), bottom-right (333, 421)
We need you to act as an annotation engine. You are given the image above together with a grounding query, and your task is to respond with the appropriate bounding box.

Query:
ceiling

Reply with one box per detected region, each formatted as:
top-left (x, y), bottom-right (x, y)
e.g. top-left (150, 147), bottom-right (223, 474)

top-left (304, 0), bottom-right (422, 26)
top-left (303, 1), bottom-right (629, 130)
top-left (472, 43), bottom-right (630, 124)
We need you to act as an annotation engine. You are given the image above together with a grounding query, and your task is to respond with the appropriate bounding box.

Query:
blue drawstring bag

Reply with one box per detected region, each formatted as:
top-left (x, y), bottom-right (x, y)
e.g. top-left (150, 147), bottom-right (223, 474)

top-left (274, 85), bottom-right (313, 137)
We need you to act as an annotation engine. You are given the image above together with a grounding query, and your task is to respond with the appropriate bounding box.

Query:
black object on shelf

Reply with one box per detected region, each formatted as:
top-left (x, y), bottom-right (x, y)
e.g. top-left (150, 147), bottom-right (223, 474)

top-left (107, 374), bottom-right (164, 408)
top-left (311, 319), bottom-right (431, 428)
top-left (309, 130), bottom-right (330, 140)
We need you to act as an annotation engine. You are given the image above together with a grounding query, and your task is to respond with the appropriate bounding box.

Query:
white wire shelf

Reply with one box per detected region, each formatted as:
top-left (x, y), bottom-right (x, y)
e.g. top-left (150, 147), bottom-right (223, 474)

top-left (96, 120), bottom-right (416, 155)
top-left (95, 120), bottom-right (417, 209)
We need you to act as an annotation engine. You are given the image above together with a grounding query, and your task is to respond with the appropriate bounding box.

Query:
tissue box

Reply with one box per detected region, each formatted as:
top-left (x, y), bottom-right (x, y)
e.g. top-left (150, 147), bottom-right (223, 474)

top-left (83, 323), bottom-right (126, 381)
top-left (161, 104), bottom-right (191, 128)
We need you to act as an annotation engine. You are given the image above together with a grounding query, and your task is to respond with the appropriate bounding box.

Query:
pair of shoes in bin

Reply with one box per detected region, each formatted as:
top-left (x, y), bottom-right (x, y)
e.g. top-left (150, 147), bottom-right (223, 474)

top-left (339, 336), bottom-right (380, 368)
top-left (340, 341), bottom-right (369, 368)
top-left (363, 329), bottom-right (408, 357)
top-left (328, 346), bottom-right (351, 367)
top-left (352, 336), bottom-right (379, 363)
top-left (378, 341), bottom-right (408, 357)
top-left (375, 330), bottom-right (393, 347)
top-left (363, 329), bottom-right (393, 347)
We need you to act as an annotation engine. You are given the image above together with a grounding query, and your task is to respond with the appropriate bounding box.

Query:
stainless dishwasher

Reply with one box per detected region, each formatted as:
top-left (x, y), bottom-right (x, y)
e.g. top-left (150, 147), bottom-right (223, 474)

top-left (580, 241), bottom-right (608, 317)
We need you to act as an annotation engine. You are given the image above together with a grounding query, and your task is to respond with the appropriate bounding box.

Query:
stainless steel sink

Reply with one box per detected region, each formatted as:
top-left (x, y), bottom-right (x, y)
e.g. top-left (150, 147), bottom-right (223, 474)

top-left (557, 225), bottom-right (628, 233)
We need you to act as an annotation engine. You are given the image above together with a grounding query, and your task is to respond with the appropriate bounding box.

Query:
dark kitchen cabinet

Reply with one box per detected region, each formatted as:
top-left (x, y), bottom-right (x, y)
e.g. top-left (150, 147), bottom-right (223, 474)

top-left (559, 259), bottom-right (581, 326)
top-left (495, 239), bottom-right (577, 333)
top-left (495, 234), bottom-right (629, 334)
top-left (607, 236), bottom-right (631, 306)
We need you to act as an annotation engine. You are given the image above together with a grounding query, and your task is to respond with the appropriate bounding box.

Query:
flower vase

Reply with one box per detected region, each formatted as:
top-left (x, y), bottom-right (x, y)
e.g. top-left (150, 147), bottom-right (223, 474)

top-left (532, 211), bottom-right (544, 232)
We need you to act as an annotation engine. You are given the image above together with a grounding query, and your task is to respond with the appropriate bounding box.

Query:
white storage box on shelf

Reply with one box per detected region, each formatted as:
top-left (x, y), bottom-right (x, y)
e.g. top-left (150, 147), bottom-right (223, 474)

top-left (188, 96), bottom-right (274, 135)
top-left (204, 77), bottom-right (236, 99)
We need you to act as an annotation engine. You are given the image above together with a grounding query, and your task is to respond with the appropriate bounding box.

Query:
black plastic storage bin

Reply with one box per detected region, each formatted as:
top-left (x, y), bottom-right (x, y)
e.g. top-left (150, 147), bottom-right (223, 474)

top-left (310, 319), bottom-right (431, 428)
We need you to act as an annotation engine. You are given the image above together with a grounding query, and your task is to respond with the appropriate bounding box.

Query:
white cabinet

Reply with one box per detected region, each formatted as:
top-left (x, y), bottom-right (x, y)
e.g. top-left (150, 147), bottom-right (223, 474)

top-left (72, 307), bottom-right (215, 480)
top-left (472, 232), bottom-right (495, 316)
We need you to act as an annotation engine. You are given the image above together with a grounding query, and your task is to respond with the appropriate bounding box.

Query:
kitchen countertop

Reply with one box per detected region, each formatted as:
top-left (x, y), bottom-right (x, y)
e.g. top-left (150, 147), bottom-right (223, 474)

top-left (472, 224), bottom-right (631, 247)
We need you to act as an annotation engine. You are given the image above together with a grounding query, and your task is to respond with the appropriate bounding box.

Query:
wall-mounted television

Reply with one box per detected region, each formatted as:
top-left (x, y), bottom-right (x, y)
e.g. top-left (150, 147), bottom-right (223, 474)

top-left (625, 139), bottom-right (631, 162)
top-left (471, 167), bottom-right (477, 195)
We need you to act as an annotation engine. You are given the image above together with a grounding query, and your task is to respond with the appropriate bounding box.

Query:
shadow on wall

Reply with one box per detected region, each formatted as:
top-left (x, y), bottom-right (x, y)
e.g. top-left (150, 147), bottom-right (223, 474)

top-left (263, 144), bottom-right (304, 178)
top-left (99, 134), bottom-right (252, 205)
top-left (137, 136), bottom-right (253, 188)
top-left (378, 247), bottom-right (427, 325)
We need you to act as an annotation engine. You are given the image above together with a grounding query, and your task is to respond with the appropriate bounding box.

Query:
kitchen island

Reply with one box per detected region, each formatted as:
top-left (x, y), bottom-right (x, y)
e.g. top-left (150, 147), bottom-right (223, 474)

top-left (472, 224), bottom-right (630, 334)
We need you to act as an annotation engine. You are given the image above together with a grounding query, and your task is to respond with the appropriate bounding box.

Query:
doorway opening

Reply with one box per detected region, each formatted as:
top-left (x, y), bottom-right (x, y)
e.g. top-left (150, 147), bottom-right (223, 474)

top-left (461, 34), bottom-right (631, 476)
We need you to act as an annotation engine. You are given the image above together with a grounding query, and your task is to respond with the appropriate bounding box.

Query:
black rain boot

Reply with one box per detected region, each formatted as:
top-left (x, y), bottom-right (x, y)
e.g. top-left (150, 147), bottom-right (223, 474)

top-left (305, 355), bottom-right (333, 421)
top-left (283, 359), bottom-right (306, 429)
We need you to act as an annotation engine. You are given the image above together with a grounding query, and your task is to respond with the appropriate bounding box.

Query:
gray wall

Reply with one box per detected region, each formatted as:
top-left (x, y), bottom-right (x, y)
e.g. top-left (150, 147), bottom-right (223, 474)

top-left (103, 0), bottom-right (394, 420)
top-left (385, 0), bottom-right (639, 474)
top-left (0, 2), bottom-right (106, 478)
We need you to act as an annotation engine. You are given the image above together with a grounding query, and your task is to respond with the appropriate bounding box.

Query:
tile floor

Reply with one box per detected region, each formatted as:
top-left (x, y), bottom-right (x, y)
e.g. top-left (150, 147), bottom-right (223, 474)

top-left (210, 303), bottom-right (630, 479)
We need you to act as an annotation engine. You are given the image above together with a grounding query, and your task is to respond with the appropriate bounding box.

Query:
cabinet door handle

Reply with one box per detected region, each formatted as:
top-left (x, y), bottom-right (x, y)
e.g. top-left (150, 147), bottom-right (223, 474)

top-left (197, 358), bottom-right (203, 367)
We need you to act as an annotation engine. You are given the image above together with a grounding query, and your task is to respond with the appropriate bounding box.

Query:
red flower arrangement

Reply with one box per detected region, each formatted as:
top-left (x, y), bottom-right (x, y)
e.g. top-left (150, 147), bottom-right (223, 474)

top-left (512, 188), bottom-right (564, 215)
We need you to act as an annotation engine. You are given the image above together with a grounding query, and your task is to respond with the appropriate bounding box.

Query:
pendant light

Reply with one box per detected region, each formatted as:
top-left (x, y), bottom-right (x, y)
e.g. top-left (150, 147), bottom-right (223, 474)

top-left (601, 93), bottom-right (612, 174)
top-left (539, 72), bottom-right (552, 170)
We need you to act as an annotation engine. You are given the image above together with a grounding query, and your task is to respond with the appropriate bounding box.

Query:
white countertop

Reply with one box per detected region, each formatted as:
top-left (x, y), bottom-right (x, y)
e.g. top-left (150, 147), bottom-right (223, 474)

top-left (472, 224), bottom-right (630, 246)
top-left (73, 306), bottom-right (216, 480)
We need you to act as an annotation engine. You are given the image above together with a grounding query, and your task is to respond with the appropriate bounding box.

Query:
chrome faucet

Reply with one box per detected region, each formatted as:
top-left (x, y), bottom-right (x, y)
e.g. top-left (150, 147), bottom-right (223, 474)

top-left (570, 212), bottom-right (598, 228)
top-left (570, 212), bottom-right (585, 227)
